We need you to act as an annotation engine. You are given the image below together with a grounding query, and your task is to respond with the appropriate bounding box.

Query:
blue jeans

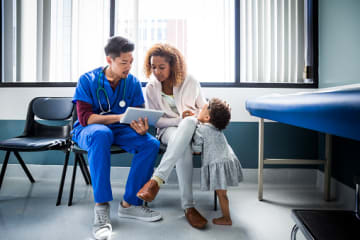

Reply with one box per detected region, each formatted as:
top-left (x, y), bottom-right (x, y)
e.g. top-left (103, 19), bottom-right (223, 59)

top-left (72, 124), bottom-right (160, 206)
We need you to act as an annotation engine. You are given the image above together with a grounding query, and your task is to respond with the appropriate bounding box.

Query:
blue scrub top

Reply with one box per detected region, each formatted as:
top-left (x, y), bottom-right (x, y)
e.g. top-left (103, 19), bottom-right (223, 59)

top-left (72, 67), bottom-right (144, 129)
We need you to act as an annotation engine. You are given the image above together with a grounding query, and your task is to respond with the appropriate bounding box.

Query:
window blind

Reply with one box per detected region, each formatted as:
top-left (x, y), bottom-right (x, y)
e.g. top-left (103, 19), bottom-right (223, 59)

top-left (240, 0), bottom-right (307, 84)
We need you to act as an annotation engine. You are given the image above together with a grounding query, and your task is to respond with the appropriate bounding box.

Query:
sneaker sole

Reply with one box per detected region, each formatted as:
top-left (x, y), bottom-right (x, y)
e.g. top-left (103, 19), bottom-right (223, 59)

top-left (93, 224), bottom-right (112, 240)
top-left (118, 212), bottom-right (162, 222)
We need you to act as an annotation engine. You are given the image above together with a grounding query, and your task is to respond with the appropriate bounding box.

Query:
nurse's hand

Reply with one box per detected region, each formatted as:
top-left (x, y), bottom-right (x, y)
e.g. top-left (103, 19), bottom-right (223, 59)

top-left (130, 117), bottom-right (149, 135)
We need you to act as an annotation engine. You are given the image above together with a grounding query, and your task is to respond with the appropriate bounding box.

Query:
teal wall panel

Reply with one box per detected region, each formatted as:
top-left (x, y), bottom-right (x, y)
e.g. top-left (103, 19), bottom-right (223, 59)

top-left (0, 120), bottom-right (319, 169)
top-left (331, 136), bottom-right (360, 188)
top-left (4, 120), bottom-right (359, 188)
top-left (1, 122), bottom-right (358, 188)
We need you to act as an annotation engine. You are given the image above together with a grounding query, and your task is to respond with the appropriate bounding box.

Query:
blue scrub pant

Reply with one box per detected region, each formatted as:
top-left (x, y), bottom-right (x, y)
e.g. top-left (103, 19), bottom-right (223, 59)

top-left (72, 124), bottom-right (160, 206)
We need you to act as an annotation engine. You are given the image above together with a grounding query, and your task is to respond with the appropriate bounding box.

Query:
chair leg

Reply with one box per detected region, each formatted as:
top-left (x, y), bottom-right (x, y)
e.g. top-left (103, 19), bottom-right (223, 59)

top-left (258, 118), bottom-right (264, 201)
top-left (291, 224), bottom-right (299, 240)
top-left (82, 155), bottom-right (91, 185)
top-left (56, 151), bottom-right (70, 206)
top-left (78, 155), bottom-right (89, 185)
top-left (78, 154), bottom-right (90, 185)
top-left (355, 177), bottom-right (360, 220)
top-left (68, 155), bottom-right (79, 206)
top-left (79, 154), bottom-right (92, 185)
top-left (13, 151), bottom-right (35, 183)
top-left (214, 190), bottom-right (218, 211)
top-left (0, 151), bottom-right (11, 189)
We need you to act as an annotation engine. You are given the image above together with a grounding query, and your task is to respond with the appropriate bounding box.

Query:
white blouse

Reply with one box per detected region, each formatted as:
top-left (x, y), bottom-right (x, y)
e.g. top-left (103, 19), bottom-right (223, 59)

top-left (145, 74), bottom-right (206, 137)
top-left (161, 92), bottom-right (179, 115)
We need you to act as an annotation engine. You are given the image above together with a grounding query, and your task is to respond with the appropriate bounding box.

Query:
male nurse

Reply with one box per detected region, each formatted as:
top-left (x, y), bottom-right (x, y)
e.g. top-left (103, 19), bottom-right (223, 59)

top-left (72, 36), bottom-right (161, 240)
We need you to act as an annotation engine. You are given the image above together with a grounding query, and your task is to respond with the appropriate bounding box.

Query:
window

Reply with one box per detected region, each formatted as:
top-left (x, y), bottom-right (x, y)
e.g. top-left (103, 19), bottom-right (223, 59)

top-left (239, 0), bottom-right (315, 86)
top-left (1, 0), bottom-right (109, 85)
top-left (1, 0), bottom-right (317, 87)
top-left (115, 0), bottom-right (235, 84)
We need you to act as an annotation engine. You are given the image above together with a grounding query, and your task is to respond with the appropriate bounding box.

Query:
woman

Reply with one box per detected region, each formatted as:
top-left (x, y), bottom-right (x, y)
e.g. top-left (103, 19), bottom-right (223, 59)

top-left (136, 43), bottom-right (208, 229)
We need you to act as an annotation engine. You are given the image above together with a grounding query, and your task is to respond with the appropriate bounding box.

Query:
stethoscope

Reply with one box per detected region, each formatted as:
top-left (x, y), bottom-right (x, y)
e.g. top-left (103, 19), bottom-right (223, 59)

top-left (96, 67), bottom-right (127, 115)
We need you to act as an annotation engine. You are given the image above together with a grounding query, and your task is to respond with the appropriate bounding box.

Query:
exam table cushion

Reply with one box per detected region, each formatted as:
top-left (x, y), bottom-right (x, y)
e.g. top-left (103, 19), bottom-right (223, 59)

top-left (245, 87), bottom-right (360, 141)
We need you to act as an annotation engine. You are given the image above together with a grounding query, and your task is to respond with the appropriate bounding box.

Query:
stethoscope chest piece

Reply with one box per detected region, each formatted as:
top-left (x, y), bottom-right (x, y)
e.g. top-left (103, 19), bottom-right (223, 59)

top-left (119, 100), bottom-right (126, 108)
top-left (97, 66), bottom-right (128, 114)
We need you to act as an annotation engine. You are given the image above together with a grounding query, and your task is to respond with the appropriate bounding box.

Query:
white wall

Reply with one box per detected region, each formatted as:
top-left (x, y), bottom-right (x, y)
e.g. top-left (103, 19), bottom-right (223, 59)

top-left (0, 87), bottom-right (311, 121)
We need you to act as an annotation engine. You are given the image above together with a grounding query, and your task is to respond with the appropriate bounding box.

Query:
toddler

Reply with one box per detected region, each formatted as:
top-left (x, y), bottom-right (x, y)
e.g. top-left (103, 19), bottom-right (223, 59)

top-left (192, 98), bottom-right (243, 225)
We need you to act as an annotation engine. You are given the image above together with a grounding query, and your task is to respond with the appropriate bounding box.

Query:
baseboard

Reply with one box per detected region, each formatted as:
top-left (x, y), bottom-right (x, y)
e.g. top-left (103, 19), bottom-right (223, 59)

top-left (1, 163), bottom-right (320, 185)
top-left (2, 163), bottom-right (356, 208)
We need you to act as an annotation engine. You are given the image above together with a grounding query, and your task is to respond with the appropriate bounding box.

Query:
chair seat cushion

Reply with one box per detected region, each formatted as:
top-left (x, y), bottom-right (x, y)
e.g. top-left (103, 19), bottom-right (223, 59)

top-left (159, 143), bottom-right (167, 154)
top-left (0, 137), bottom-right (68, 151)
top-left (72, 144), bottom-right (125, 154)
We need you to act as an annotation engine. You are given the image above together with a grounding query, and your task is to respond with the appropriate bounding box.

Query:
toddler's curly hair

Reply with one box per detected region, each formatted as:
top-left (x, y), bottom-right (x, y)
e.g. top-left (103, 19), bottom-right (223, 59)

top-left (208, 98), bottom-right (231, 130)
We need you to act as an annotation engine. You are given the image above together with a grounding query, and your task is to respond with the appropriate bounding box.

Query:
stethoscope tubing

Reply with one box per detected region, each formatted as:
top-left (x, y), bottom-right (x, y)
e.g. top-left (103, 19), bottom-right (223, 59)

top-left (96, 66), bottom-right (127, 114)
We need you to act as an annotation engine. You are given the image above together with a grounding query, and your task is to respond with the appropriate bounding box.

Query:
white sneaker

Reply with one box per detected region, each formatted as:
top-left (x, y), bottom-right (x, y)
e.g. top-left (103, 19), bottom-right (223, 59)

top-left (93, 204), bottom-right (112, 240)
top-left (118, 201), bottom-right (162, 222)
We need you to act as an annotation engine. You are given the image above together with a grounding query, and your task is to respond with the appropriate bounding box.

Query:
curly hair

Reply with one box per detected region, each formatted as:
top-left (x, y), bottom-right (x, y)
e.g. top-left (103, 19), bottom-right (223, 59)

top-left (143, 43), bottom-right (187, 86)
top-left (208, 98), bottom-right (231, 131)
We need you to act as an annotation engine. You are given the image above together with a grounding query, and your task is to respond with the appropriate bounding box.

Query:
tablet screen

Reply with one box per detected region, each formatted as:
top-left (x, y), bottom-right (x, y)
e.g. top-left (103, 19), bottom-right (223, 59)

top-left (120, 107), bottom-right (164, 126)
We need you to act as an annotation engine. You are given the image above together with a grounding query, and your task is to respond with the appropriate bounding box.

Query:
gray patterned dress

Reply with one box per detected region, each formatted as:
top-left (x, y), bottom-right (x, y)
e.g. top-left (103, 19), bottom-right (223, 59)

top-left (192, 123), bottom-right (243, 191)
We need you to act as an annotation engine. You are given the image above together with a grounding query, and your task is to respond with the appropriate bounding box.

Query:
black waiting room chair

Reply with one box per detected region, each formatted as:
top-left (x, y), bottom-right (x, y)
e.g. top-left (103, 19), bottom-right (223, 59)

top-left (67, 142), bottom-right (217, 210)
top-left (0, 97), bottom-right (88, 206)
top-left (66, 144), bottom-right (125, 206)
top-left (62, 111), bottom-right (217, 209)
top-left (61, 108), bottom-right (126, 206)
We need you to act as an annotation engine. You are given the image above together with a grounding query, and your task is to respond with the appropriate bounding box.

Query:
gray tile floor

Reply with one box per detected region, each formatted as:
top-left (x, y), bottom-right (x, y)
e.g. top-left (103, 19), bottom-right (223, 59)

top-left (0, 175), bottom-right (349, 240)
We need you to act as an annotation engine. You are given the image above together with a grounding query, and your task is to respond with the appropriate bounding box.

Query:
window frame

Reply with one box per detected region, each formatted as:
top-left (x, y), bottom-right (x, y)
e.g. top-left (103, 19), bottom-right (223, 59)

top-left (0, 0), bottom-right (318, 88)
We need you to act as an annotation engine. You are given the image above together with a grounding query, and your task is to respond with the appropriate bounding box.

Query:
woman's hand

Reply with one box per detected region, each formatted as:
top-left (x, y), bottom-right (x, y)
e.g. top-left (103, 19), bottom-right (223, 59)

top-left (182, 110), bottom-right (195, 118)
top-left (130, 117), bottom-right (149, 135)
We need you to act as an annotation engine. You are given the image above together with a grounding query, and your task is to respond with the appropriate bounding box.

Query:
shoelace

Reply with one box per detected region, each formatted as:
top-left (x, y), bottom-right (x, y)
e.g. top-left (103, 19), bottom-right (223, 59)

top-left (137, 206), bottom-right (155, 214)
top-left (96, 211), bottom-right (110, 224)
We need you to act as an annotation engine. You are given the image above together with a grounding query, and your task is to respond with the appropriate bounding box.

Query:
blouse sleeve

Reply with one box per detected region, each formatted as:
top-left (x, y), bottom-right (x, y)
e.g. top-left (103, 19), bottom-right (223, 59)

top-left (195, 79), bottom-right (207, 111)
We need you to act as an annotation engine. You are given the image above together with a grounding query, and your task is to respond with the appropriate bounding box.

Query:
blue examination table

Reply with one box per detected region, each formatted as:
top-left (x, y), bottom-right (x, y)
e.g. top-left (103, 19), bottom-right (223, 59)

top-left (245, 85), bottom-right (360, 240)
top-left (246, 87), bottom-right (360, 142)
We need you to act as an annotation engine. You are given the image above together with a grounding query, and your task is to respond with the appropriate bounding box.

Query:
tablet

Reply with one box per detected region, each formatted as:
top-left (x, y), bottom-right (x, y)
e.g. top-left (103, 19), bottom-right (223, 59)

top-left (120, 107), bottom-right (164, 126)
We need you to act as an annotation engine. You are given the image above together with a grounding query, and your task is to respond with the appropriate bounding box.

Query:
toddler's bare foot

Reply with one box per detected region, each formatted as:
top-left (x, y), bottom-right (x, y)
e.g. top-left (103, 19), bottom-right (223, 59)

top-left (212, 217), bottom-right (232, 225)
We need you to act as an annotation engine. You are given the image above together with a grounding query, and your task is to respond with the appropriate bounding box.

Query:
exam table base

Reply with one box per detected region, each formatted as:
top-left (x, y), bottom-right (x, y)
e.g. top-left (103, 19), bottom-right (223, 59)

top-left (257, 118), bottom-right (332, 201)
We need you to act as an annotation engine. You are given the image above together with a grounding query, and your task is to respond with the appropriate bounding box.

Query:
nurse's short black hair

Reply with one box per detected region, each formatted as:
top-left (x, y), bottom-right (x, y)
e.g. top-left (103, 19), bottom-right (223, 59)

top-left (104, 36), bottom-right (135, 58)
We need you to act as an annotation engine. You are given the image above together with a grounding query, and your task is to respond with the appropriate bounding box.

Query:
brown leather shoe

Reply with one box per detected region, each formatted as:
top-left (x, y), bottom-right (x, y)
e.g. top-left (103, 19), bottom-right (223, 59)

top-left (136, 179), bottom-right (160, 202)
top-left (185, 207), bottom-right (208, 229)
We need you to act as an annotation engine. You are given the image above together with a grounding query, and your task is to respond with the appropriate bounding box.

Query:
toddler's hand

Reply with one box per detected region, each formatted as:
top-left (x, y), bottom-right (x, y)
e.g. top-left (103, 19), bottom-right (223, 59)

top-left (182, 110), bottom-right (194, 118)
